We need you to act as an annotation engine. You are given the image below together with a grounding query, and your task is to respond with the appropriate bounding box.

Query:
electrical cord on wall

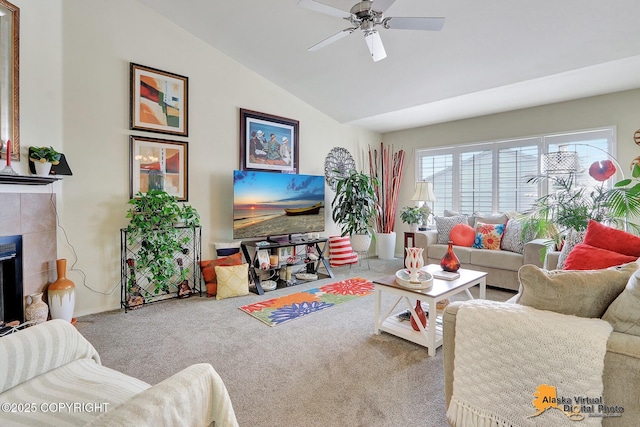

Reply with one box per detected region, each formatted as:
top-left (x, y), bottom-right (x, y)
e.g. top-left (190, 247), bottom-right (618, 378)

top-left (49, 187), bottom-right (119, 295)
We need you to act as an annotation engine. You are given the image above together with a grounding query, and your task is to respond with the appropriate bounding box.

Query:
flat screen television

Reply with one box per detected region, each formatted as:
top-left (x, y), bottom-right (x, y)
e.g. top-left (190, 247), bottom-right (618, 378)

top-left (233, 170), bottom-right (326, 240)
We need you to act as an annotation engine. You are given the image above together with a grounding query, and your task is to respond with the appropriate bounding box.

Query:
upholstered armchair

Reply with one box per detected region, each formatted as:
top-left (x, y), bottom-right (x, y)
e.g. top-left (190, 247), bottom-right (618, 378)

top-left (444, 262), bottom-right (640, 427)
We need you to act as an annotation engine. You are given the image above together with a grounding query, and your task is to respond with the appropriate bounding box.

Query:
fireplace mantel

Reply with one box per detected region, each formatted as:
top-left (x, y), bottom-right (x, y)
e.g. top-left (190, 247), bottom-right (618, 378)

top-left (0, 175), bottom-right (61, 185)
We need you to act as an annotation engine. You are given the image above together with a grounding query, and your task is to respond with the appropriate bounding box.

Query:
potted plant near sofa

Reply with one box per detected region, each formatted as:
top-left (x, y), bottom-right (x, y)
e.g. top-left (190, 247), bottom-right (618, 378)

top-left (331, 169), bottom-right (379, 253)
top-left (400, 205), bottom-right (429, 232)
top-left (126, 190), bottom-right (200, 296)
top-left (523, 163), bottom-right (640, 262)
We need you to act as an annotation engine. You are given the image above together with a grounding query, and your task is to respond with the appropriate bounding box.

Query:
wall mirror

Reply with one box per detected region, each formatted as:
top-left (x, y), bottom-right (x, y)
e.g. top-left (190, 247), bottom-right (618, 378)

top-left (0, 0), bottom-right (18, 161)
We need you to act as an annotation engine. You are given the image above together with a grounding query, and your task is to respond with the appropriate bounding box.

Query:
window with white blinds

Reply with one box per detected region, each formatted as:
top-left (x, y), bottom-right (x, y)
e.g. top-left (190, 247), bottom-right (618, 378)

top-left (415, 127), bottom-right (616, 217)
top-left (416, 151), bottom-right (453, 216)
top-left (498, 139), bottom-right (539, 213)
top-left (459, 149), bottom-right (493, 214)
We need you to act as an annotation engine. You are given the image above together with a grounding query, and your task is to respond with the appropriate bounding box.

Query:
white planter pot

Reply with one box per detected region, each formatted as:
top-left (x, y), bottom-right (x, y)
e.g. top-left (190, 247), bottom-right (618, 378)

top-left (409, 223), bottom-right (418, 232)
top-left (33, 161), bottom-right (52, 176)
top-left (350, 234), bottom-right (371, 253)
top-left (376, 231), bottom-right (397, 260)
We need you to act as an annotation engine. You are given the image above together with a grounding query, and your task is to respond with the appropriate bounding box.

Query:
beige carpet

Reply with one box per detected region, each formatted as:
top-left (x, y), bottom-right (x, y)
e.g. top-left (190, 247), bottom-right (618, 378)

top-left (78, 257), bottom-right (514, 427)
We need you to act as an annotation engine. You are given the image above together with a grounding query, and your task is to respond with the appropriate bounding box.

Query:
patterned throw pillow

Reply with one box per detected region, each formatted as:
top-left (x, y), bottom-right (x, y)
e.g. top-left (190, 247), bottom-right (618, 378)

top-left (329, 236), bottom-right (358, 267)
top-left (472, 222), bottom-right (505, 250)
top-left (501, 218), bottom-right (535, 254)
top-left (558, 229), bottom-right (585, 269)
top-left (435, 215), bottom-right (469, 244)
top-left (199, 252), bottom-right (243, 297)
top-left (215, 263), bottom-right (250, 300)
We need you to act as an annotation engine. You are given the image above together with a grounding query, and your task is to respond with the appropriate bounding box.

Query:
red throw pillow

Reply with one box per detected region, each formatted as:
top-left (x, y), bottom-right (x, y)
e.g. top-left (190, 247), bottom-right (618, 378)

top-left (449, 223), bottom-right (475, 247)
top-left (563, 243), bottom-right (637, 270)
top-left (199, 252), bottom-right (243, 297)
top-left (583, 220), bottom-right (640, 257)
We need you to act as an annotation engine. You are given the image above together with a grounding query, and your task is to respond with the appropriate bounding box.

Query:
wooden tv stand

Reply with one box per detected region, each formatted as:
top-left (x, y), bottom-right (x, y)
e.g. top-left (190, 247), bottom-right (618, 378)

top-left (241, 237), bottom-right (334, 295)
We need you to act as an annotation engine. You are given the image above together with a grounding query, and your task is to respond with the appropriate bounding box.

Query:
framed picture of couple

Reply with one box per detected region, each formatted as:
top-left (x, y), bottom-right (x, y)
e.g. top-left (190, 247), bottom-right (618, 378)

top-left (239, 108), bottom-right (299, 173)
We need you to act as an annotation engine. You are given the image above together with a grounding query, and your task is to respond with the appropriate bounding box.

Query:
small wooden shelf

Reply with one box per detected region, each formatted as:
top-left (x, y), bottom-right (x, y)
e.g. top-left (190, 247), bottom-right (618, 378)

top-left (0, 174), bottom-right (61, 185)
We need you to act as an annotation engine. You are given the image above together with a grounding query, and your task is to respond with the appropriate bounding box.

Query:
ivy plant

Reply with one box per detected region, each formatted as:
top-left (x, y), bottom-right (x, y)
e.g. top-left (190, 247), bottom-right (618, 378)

top-left (126, 190), bottom-right (200, 295)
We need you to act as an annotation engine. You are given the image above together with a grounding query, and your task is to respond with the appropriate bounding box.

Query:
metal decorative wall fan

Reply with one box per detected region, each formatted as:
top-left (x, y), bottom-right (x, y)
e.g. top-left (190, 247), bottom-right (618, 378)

top-left (298, 0), bottom-right (445, 62)
top-left (324, 147), bottom-right (356, 190)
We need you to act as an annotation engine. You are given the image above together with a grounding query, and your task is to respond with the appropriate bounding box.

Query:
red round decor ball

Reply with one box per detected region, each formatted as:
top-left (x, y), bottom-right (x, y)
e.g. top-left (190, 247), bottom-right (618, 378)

top-left (450, 223), bottom-right (475, 247)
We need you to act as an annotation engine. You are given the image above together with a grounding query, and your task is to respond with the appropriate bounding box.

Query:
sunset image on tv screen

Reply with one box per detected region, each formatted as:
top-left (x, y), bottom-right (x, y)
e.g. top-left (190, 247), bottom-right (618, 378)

top-left (233, 170), bottom-right (325, 239)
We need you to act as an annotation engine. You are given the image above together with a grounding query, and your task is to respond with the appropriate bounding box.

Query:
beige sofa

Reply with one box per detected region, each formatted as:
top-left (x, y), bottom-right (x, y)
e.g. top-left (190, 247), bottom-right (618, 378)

top-left (414, 230), bottom-right (547, 291)
top-left (0, 320), bottom-right (239, 426)
top-left (443, 265), bottom-right (640, 427)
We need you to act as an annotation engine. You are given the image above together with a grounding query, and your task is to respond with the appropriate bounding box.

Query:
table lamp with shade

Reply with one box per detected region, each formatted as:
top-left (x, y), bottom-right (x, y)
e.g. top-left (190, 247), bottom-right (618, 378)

top-left (411, 181), bottom-right (436, 231)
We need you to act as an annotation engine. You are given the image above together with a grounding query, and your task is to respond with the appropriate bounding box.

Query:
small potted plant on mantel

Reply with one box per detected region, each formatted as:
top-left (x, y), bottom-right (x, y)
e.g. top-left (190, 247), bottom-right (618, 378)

top-left (29, 146), bottom-right (61, 176)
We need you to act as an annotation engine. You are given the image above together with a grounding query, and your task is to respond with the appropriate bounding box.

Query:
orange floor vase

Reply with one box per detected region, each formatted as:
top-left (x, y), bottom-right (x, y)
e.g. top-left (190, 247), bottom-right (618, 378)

top-left (48, 259), bottom-right (76, 322)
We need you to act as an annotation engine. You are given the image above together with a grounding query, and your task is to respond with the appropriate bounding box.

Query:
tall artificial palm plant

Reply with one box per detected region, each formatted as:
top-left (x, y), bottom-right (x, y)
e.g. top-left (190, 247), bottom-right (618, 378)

top-left (523, 163), bottom-right (640, 246)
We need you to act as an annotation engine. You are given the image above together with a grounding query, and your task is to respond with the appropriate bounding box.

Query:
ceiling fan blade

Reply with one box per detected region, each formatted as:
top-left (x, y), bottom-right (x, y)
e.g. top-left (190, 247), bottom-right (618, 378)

top-left (308, 28), bottom-right (356, 51)
top-left (364, 31), bottom-right (387, 62)
top-left (297, 0), bottom-right (349, 19)
top-left (372, 0), bottom-right (397, 13)
top-left (384, 17), bottom-right (445, 31)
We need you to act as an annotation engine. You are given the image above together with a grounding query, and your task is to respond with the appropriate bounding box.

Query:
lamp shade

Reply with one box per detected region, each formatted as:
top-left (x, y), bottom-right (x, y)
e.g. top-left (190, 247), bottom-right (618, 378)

top-left (411, 181), bottom-right (436, 202)
top-left (541, 151), bottom-right (579, 175)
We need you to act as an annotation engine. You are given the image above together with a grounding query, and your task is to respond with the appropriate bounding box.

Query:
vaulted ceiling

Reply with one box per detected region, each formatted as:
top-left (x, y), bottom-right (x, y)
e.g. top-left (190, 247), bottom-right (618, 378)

top-left (139, 0), bottom-right (640, 133)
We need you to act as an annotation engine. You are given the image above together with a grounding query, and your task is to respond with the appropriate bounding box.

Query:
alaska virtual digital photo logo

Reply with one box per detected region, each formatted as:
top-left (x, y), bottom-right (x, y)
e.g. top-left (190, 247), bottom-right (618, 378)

top-left (530, 384), bottom-right (624, 421)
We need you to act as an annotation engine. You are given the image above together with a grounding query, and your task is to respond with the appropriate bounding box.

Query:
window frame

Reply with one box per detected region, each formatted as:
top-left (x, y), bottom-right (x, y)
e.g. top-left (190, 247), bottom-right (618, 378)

top-left (415, 126), bottom-right (617, 216)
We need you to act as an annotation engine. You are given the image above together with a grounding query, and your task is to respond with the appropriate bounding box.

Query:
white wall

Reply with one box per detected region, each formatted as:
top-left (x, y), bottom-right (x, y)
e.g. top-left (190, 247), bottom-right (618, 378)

top-left (6, 0), bottom-right (379, 316)
top-left (0, 0), bottom-right (63, 189)
top-left (383, 89), bottom-right (640, 255)
top-left (10, 0), bottom-right (640, 314)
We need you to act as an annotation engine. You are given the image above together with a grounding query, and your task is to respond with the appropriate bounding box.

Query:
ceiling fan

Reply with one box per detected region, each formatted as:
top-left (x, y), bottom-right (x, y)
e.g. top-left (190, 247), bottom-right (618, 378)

top-left (298, 0), bottom-right (445, 62)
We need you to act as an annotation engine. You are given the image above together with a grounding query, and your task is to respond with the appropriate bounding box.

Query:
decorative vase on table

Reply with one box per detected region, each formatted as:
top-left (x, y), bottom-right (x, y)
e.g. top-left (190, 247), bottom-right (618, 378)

top-left (405, 247), bottom-right (424, 282)
top-left (410, 300), bottom-right (427, 331)
top-left (440, 241), bottom-right (460, 273)
top-left (25, 292), bottom-right (48, 325)
top-left (48, 259), bottom-right (76, 322)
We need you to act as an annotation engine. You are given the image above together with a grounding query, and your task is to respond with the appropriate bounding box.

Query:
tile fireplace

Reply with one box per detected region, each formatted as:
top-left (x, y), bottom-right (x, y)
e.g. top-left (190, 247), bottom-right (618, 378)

top-left (0, 192), bottom-right (57, 323)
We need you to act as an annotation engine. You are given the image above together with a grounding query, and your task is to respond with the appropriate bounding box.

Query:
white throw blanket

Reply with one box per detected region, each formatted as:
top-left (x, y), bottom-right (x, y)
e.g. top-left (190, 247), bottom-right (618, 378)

top-left (447, 300), bottom-right (612, 427)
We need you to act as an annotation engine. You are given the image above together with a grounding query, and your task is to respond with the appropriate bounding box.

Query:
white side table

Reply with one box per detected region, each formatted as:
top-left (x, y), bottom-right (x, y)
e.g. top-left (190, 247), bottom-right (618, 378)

top-left (373, 265), bottom-right (487, 356)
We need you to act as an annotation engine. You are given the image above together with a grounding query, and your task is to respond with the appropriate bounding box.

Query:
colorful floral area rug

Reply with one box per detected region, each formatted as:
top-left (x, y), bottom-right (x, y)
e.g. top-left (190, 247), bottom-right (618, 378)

top-left (239, 277), bottom-right (373, 326)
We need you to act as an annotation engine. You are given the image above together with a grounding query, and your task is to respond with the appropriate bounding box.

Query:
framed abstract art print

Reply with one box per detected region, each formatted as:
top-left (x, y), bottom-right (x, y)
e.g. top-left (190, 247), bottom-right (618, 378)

top-left (130, 63), bottom-right (188, 137)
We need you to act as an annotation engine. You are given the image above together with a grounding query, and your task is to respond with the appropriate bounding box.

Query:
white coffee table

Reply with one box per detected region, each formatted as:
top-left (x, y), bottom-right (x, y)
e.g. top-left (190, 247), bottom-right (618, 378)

top-left (373, 264), bottom-right (487, 356)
